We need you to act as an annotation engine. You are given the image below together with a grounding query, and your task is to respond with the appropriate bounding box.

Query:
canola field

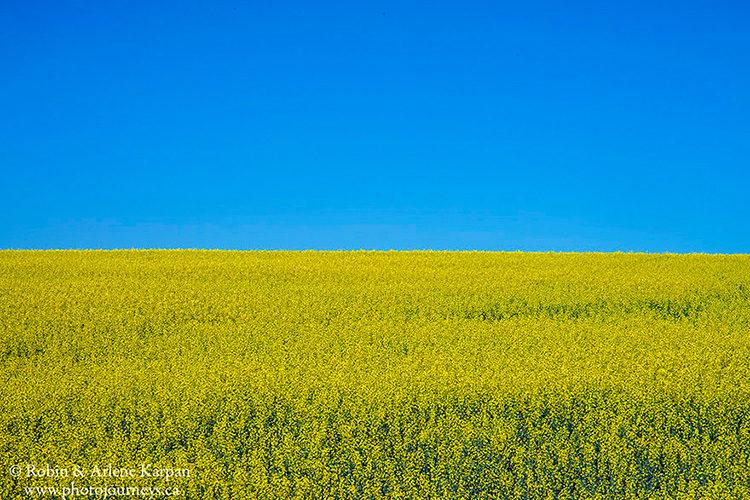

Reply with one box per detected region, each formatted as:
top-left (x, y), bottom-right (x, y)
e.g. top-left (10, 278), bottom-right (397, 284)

top-left (1, 250), bottom-right (749, 499)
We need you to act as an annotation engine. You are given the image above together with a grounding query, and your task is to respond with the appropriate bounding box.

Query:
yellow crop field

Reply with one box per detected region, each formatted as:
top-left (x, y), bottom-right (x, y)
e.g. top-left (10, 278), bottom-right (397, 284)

top-left (1, 250), bottom-right (749, 499)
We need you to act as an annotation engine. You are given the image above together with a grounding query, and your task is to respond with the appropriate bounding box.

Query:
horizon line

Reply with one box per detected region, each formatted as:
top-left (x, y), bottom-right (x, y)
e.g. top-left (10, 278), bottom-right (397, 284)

top-left (1, 248), bottom-right (748, 256)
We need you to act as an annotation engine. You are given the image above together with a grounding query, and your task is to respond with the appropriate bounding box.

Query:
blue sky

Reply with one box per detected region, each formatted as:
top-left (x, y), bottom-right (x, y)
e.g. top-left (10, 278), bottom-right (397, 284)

top-left (2, 0), bottom-right (748, 252)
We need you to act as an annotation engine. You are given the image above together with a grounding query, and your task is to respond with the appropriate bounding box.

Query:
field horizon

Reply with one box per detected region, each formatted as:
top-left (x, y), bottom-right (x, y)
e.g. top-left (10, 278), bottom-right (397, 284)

top-left (3, 249), bottom-right (748, 256)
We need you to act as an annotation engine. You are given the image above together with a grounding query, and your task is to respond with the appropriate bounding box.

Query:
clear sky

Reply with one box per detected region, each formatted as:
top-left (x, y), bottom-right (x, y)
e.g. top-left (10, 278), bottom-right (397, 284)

top-left (2, 0), bottom-right (748, 252)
